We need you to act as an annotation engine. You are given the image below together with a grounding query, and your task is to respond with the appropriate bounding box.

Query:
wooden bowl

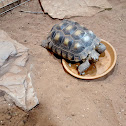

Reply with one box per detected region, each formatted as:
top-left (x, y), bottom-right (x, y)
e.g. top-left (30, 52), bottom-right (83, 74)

top-left (62, 39), bottom-right (117, 79)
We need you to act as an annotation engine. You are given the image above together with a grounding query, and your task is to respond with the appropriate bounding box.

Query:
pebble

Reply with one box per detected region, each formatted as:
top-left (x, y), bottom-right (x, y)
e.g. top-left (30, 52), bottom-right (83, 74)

top-left (5, 115), bottom-right (12, 120)
top-left (69, 63), bottom-right (71, 67)
top-left (119, 123), bottom-right (122, 126)
top-left (81, 72), bottom-right (85, 75)
top-left (71, 113), bottom-right (75, 116)
top-left (66, 85), bottom-right (68, 88)
top-left (95, 91), bottom-right (97, 93)
top-left (0, 120), bottom-right (4, 125)
top-left (66, 117), bottom-right (72, 120)
top-left (93, 66), bottom-right (95, 68)
top-left (82, 115), bottom-right (85, 117)
top-left (106, 104), bottom-right (109, 107)
top-left (24, 40), bottom-right (27, 42)
top-left (121, 109), bottom-right (124, 112)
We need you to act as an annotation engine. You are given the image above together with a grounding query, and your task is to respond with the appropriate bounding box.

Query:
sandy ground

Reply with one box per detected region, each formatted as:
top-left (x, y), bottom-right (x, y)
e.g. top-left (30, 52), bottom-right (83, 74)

top-left (0, 0), bottom-right (126, 126)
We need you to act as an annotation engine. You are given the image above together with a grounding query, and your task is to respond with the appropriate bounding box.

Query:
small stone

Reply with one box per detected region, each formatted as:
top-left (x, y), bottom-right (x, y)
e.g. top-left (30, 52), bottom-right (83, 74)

top-left (121, 109), bottom-right (124, 112)
top-left (82, 115), bottom-right (84, 117)
top-left (66, 85), bottom-right (68, 88)
top-left (0, 30), bottom-right (39, 111)
top-left (81, 72), bottom-right (85, 75)
top-left (93, 66), bottom-right (95, 68)
top-left (119, 18), bottom-right (122, 21)
top-left (71, 113), bottom-right (75, 116)
top-left (5, 115), bottom-right (12, 120)
top-left (69, 63), bottom-right (71, 67)
top-left (0, 120), bottom-right (5, 125)
top-left (66, 117), bottom-right (72, 120)
top-left (95, 91), bottom-right (97, 93)
top-left (42, 0), bottom-right (112, 19)
top-left (106, 104), bottom-right (109, 107)
top-left (14, 112), bottom-right (18, 116)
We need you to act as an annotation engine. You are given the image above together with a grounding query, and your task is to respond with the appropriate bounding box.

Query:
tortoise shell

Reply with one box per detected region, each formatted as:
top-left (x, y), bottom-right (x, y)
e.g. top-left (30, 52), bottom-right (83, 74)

top-left (46, 20), bottom-right (100, 62)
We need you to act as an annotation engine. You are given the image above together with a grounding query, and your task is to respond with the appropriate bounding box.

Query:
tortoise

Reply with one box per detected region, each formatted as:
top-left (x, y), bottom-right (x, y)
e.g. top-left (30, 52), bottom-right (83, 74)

top-left (42, 20), bottom-right (106, 75)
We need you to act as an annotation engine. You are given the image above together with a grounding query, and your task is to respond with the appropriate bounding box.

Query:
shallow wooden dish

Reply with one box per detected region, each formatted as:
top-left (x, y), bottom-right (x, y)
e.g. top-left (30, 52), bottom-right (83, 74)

top-left (62, 39), bottom-right (117, 79)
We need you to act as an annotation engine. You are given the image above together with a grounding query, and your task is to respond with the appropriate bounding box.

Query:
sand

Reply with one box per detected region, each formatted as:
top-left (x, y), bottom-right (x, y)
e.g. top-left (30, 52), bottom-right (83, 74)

top-left (0, 0), bottom-right (126, 126)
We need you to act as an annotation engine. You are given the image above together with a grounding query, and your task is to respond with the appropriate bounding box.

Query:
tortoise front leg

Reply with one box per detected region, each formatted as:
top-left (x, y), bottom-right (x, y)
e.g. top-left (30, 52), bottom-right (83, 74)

top-left (89, 50), bottom-right (100, 63)
top-left (96, 43), bottom-right (106, 54)
top-left (78, 60), bottom-right (90, 75)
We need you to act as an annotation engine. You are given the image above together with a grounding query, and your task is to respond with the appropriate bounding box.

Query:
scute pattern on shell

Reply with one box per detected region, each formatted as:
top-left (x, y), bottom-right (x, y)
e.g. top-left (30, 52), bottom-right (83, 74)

top-left (47, 20), bottom-right (100, 62)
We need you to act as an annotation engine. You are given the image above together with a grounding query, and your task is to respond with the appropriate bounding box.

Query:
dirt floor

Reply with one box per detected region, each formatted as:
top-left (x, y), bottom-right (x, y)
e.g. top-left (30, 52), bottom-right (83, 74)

top-left (0, 0), bottom-right (126, 126)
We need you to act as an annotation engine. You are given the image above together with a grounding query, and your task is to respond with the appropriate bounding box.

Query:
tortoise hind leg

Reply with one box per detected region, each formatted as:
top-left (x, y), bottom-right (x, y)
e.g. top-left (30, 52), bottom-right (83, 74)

top-left (41, 40), bottom-right (49, 48)
top-left (78, 60), bottom-right (90, 75)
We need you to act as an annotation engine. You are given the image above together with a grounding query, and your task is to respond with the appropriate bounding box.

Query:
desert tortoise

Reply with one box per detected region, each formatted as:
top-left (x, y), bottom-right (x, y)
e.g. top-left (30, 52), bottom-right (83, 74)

top-left (42, 20), bottom-right (106, 75)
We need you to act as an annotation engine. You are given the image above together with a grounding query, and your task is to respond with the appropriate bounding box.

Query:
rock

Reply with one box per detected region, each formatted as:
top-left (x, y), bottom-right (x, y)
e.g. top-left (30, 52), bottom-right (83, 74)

top-left (14, 52), bottom-right (28, 66)
top-left (9, 66), bottom-right (22, 74)
top-left (0, 30), bottom-right (39, 111)
top-left (0, 41), bottom-right (16, 67)
top-left (41, 0), bottom-right (112, 19)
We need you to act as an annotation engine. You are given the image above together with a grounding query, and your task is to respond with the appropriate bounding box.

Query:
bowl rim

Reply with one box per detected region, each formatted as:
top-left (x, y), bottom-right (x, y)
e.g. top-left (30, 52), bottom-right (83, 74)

top-left (62, 39), bottom-right (117, 79)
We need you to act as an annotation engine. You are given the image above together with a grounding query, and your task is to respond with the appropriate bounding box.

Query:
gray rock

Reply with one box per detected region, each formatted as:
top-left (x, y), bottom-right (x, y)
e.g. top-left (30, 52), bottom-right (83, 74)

top-left (0, 41), bottom-right (16, 67)
top-left (41, 0), bottom-right (112, 19)
top-left (0, 30), bottom-right (39, 111)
